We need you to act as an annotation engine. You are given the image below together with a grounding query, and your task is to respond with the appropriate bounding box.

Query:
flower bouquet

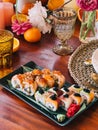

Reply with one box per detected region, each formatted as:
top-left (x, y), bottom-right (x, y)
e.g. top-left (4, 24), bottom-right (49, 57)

top-left (76, 0), bottom-right (98, 43)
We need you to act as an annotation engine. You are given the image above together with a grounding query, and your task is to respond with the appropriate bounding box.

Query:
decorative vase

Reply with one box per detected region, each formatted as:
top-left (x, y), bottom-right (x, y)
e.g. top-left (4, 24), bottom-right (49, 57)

top-left (79, 10), bottom-right (98, 43)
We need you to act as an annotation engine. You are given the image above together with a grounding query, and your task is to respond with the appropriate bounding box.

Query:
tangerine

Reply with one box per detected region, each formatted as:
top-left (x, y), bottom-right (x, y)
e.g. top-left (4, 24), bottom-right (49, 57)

top-left (2, 0), bottom-right (16, 4)
top-left (21, 3), bottom-right (34, 15)
top-left (24, 27), bottom-right (41, 43)
top-left (11, 14), bottom-right (28, 23)
top-left (13, 38), bottom-right (20, 52)
top-left (47, 0), bottom-right (64, 11)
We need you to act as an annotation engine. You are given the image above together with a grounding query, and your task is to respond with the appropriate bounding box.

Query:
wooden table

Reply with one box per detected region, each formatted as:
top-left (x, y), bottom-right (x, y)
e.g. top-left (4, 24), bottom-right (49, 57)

top-left (0, 21), bottom-right (98, 130)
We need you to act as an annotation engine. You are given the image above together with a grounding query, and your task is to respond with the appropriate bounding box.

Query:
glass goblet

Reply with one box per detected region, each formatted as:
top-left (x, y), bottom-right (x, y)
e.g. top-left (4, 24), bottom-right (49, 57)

top-left (52, 7), bottom-right (77, 56)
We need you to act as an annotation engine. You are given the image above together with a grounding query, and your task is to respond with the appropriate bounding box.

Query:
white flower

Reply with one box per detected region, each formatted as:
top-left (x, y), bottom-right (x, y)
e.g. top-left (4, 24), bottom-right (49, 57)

top-left (28, 1), bottom-right (52, 34)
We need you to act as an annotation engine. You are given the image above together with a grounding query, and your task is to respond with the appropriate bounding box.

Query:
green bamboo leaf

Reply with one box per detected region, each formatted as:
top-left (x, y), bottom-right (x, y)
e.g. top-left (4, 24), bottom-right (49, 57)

top-left (22, 65), bottom-right (33, 72)
top-left (75, 103), bottom-right (86, 116)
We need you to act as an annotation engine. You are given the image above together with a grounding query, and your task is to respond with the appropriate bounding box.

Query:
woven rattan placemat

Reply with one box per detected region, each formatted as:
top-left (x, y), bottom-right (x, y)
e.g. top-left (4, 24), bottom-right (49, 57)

top-left (68, 40), bottom-right (98, 91)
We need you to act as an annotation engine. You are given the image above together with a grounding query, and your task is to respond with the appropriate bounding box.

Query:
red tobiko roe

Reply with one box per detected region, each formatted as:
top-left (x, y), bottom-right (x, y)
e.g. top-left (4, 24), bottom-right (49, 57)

top-left (66, 103), bottom-right (80, 118)
top-left (76, 0), bottom-right (98, 11)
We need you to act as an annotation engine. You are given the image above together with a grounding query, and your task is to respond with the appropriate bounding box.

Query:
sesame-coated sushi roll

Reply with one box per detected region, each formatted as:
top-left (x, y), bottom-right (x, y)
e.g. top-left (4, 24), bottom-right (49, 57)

top-left (45, 94), bottom-right (59, 111)
top-left (69, 84), bottom-right (82, 93)
top-left (80, 88), bottom-right (95, 104)
top-left (23, 79), bottom-right (38, 96)
top-left (42, 68), bottom-right (51, 75)
top-left (42, 74), bottom-right (55, 88)
top-left (52, 70), bottom-right (66, 88)
top-left (11, 74), bottom-right (24, 91)
top-left (35, 76), bottom-right (48, 90)
top-left (32, 69), bottom-right (42, 76)
top-left (70, 93), bottom-right (83, 105)
top-left (59, 94), bottom-right (73, 111)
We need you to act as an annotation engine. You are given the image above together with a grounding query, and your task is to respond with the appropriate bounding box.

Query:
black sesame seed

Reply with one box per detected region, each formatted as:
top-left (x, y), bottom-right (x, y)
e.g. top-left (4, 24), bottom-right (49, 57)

top-left (74, 85), bottom-right (80, 88)
top-left (63, 94), bottom-right (69, 98)
top-left (74, 93), bottom-right (81, 97)
top-left (63, 87), bottom-right (69, 92)
top-left (39, 88), bottom-right (44, 94)
top-left (83, 89), bottom-right (90, 93)
top-left (50, 94), bottom-right (57, 100)
top-left (53, 86), bottom-right (58, 91)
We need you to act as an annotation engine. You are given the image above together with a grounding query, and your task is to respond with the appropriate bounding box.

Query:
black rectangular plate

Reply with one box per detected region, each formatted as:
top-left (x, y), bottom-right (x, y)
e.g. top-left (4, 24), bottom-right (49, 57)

top-left (0, 61), bottom-right (97, 126)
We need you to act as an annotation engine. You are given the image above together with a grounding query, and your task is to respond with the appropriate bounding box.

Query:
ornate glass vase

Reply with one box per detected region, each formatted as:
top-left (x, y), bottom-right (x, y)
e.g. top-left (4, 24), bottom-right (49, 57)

top-left (79, 10), bottom-right (98, 43)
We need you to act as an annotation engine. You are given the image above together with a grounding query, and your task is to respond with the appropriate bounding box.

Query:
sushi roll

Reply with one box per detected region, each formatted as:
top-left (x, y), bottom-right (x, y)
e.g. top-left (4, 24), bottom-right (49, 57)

top-left (70, 93), bottom-right (83, 105)
top-left (52, 70), bottom-right (66, 88)
top-left (32, 69), bottom-right (42, 76)
top-left (59, 94), bottom-right (73, 111)
top-left (35, 76), bottom-right (48, 90)
top-left (34, 88), bottom-right (45, 105)
top-left (35, 88), bottom-right (52, 105)
top-left (42, 68), bottom-right (51, 75)
top-left (23, 71), bottom-right (34, 80)
top-left (48, 86), bottom-right (63, 96)
top-left (23, 79), bottom-right (38, 96)
top-left (11, 74), bottom-right (25, 91)
top-left (69, 84), bottom-right (82, 93)
top-left (80, 88), bottom-right (95, 104)
top-left (42, 74), bottom-right (55, 88)
top-left (45, 94), bottom-right (59, 111)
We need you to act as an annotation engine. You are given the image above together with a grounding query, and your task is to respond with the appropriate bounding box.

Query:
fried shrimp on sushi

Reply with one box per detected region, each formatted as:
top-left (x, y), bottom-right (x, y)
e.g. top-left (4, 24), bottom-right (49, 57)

top-left (52, 70), bottom-right (66, 88)
top-left (80, 89), bottom-right (95, 104)
top-left (45, 94), bottom-right (59, 111)
top-left (59, 94), bottom-right (73, 111)
top-left (11, 74), bottom-right (25, 91)
top-left (23, 79), bottom-right (38, 96)
top-left (70, 93), bottom-right (83, 105)
top-left (69, 84), bottom-right (82, 94)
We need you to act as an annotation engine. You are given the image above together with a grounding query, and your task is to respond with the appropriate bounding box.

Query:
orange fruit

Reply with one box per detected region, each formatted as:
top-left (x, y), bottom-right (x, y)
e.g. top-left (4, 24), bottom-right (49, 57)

top-left (2, 0), bottom-right (16, 4)
top-left (47, 0), bottom-right (64, 11)
top-left (13, 38), bottom-right (20, 52)
top-left (11, 14), bottom-right (28, 23)
top-left (21, 2), bottom-right (34, 15)
top-left (24, 27), bottom-right (41, 43)
top-left (77, 8), bottom-right (98, 22)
